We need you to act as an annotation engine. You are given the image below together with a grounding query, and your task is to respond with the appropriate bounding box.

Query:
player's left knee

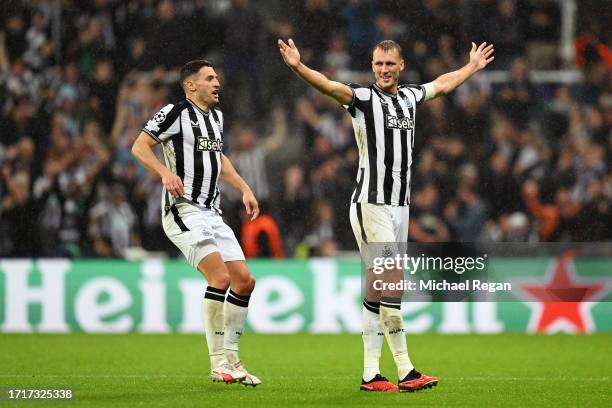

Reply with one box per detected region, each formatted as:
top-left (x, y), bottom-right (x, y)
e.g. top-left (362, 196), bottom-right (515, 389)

top-left (234, 275), bottom-right (255, 295)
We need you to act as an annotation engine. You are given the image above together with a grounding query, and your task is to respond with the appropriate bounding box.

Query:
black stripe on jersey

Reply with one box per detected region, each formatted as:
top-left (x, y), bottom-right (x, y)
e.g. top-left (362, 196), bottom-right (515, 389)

top-left (186, 106), bottom-right (205, 203)
top-left (155, 103), bottom-right (184, 137)
top-left (170, 205), bottom-right (189, 231)
top-left (202, 112), bottom-right (219, 207)
top-left (174, 134), bottom-right (185, 181)
top-left (356, 203), bottom-right (368, 244)
top-left (391, 96), bottom-right (409, 206)
top-left (374, 89), bottom-right (395, 205)
top-left (164, 189), bottom-right (171, 215)
top-left (353, 167), bottom-right (365, 203)
top-left (363, 88), bottom-right (378, 203)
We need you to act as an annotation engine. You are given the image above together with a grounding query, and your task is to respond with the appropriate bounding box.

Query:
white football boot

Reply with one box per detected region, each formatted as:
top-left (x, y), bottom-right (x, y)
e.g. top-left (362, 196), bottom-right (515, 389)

top-left (211, 362), bottom-right (246, 383)
top-left (232, 361), bottom-right (262, 387)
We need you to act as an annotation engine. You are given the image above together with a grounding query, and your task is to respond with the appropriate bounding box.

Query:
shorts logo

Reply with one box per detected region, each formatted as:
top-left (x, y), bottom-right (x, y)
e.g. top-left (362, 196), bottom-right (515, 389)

top-left (153, 111), bottom-right (166, 123)
top-left (197, 136), bottom-right (223, 152)
top-left (385, 114), bottom-right (413, 130)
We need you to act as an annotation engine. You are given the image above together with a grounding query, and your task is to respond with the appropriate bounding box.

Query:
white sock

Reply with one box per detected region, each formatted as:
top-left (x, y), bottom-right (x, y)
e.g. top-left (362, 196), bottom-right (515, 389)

top-left (362, 300), bottom-right (384, 382)
top-left (224, 289), bottom-right (250, 364)
top-left (380, 298), bottom-right (414, 380)
top-left (202, 286), bottom-right (227, 369)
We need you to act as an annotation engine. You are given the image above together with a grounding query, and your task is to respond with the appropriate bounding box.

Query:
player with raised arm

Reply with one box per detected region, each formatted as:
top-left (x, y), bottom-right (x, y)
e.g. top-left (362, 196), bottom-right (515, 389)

top-left (131, 60), bottom-right (261, 386)
top-left (278, 39), bottom-right (494, 392)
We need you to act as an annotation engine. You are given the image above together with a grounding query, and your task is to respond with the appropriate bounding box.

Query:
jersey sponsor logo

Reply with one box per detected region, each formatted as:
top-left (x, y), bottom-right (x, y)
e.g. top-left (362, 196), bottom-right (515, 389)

top-left (196, 136), bottom-right (223, 152)
top-left (385, 114), bottom-right (414, 130)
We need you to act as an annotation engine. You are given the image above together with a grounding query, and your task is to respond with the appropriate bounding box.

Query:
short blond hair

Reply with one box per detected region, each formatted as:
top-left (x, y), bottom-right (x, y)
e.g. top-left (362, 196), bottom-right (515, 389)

top-left (372, 40), bottom-right (403, 58)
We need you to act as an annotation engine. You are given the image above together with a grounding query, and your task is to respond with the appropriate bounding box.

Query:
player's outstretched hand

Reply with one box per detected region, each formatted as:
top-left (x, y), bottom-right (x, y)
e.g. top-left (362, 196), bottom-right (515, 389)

top-left (469, 42), bottom-right (495, 71)
top-left (243, 190), bottom-right (260, 221)
top-left (162, 169), bottom-right (184, 198)
top-left (278, 38), bottom-right (301, 70)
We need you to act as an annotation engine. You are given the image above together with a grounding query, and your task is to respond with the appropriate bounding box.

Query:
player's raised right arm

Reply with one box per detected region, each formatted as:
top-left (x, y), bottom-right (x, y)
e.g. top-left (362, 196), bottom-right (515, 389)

top-left (131, 132), bottom-right (184, 198)
top-left (278, 38), bottom-right (353, 106)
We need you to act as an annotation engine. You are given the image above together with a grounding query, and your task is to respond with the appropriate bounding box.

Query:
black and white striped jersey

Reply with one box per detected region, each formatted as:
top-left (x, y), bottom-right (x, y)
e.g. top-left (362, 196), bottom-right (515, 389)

top-left (344, 83), bottom-right (430, 206)
top-left (142, 99), bottom-right (224, 213)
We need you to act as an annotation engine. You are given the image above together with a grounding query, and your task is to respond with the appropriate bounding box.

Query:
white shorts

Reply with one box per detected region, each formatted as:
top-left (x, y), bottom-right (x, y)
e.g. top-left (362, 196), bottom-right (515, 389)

top-left (162, 202), bottom-right (245, 268)
top-left (349, 202), bottom-right (409, 267)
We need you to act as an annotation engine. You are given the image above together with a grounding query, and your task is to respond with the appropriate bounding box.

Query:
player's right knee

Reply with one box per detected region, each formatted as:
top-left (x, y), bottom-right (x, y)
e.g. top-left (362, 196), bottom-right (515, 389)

top-left (197, 252), bottom-right (230, 289)
top-left (210, 274), bottom-right (230, 290)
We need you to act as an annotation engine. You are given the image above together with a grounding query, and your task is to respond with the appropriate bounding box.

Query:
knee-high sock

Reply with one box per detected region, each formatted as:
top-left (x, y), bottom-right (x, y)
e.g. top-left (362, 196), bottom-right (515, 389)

top-left (380, 297), bottom-right (414, 380)
top-left (362, 300), bottom-right (384, 382)
top-left (203, 286), bottom-right (227, 368)
top-left (224, 289), bottom-right (250, 364)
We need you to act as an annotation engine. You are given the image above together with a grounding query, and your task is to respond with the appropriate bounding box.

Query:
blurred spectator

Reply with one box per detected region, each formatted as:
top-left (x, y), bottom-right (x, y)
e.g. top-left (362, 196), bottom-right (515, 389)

top-left (87, 59), bottom-right (118, 133)
top-left (300, 199), bottom-right (337, 256)
top-left (88, 184), bottom-right (140, 257)
top-left (324, 32), bottom-right (351, 72)
top-left (221, 0), bottom-right (264, 119)
top-left (445, 183), bottom-right (489, 241)
top-left (486, 0), bottom-right (527, 68)
top-left (480, 151), bottom-right (521, 218)
top-left (280, 164), bottom-right (311, 254)
top-left (494, 57), bottom-right (536, 129)
top-left (342, 0), bottom-right (379, 68)
top-left (241, 209), bottom-right (284, 258)
top-left (296, 0), bottom-right (334, 67)
top-left (409, 183), bottom-right (451, 242)
top-left (224, 107), bottom-right (287, 232)
top-left (1, 171), bottom-right (38, 256)
top-left (522, 180), bottom-right (582, 241)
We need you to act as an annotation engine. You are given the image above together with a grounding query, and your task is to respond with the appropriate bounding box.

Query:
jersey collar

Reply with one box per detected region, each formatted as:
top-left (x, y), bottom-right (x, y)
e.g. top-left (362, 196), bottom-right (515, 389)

top-left (373, 83), bottom-right (398, 98)
top-left (186, 98), bottom-right (210, 116)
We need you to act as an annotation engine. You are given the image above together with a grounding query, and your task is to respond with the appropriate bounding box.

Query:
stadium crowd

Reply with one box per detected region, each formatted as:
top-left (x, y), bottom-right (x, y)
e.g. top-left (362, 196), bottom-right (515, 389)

top-left (0, 0), bottom-right (610, 258)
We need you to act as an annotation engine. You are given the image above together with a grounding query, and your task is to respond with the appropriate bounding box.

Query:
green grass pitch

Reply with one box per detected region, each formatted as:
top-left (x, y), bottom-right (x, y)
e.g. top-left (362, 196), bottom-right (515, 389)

top-left (1, 333), bottom-right (610, 407)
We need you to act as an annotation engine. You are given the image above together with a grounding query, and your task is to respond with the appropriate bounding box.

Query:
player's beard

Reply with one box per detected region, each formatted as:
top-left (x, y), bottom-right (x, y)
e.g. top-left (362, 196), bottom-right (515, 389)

top-left (195, 91), bottom-right (219, 109)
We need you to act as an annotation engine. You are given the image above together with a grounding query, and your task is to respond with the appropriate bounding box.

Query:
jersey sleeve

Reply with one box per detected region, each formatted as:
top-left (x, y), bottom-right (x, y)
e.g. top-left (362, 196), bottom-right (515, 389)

top-left (342, 83), bottom-right (371, 117)
top-left (402, 84), bottom-right (427, 106)
top-left (142, 104), bottom-right (181, 143)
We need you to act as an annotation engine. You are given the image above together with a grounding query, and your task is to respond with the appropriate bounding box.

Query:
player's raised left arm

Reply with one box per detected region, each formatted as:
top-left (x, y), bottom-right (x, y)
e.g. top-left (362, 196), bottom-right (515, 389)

top-left (220, 153), bottom-right (259, 221)
top-left (429, 42), bottom-right (494, 98)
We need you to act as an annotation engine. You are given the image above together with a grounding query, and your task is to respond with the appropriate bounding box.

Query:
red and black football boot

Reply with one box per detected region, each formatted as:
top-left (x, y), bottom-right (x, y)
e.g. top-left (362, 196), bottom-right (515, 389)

top-left (398, 369), bottom-right (438, 392)
top-left (360, 374), bottom-right (399, 392)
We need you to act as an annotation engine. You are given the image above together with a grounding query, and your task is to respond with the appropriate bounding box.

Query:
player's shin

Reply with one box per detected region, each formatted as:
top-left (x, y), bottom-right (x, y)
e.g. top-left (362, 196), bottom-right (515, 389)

top-left (224, 289), bottom-right (250, 364)
top-left (379, 296), bottom-right (414, 380)
top-left (203, 286), bottom-right (228, 368)
top-left (362, 299), bottom-right (384, 382)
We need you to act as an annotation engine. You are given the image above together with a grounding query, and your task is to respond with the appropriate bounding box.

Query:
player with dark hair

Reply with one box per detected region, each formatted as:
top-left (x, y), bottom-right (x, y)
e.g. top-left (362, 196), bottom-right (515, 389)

top-left (132, 59), bottom-right (261, 386)
top-left (279, 39), bottom-right (494, 392)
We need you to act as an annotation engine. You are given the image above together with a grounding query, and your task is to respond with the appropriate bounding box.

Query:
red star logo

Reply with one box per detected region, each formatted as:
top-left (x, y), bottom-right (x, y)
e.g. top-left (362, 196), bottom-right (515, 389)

top-left (516, 251), bottom-right (609, 333)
